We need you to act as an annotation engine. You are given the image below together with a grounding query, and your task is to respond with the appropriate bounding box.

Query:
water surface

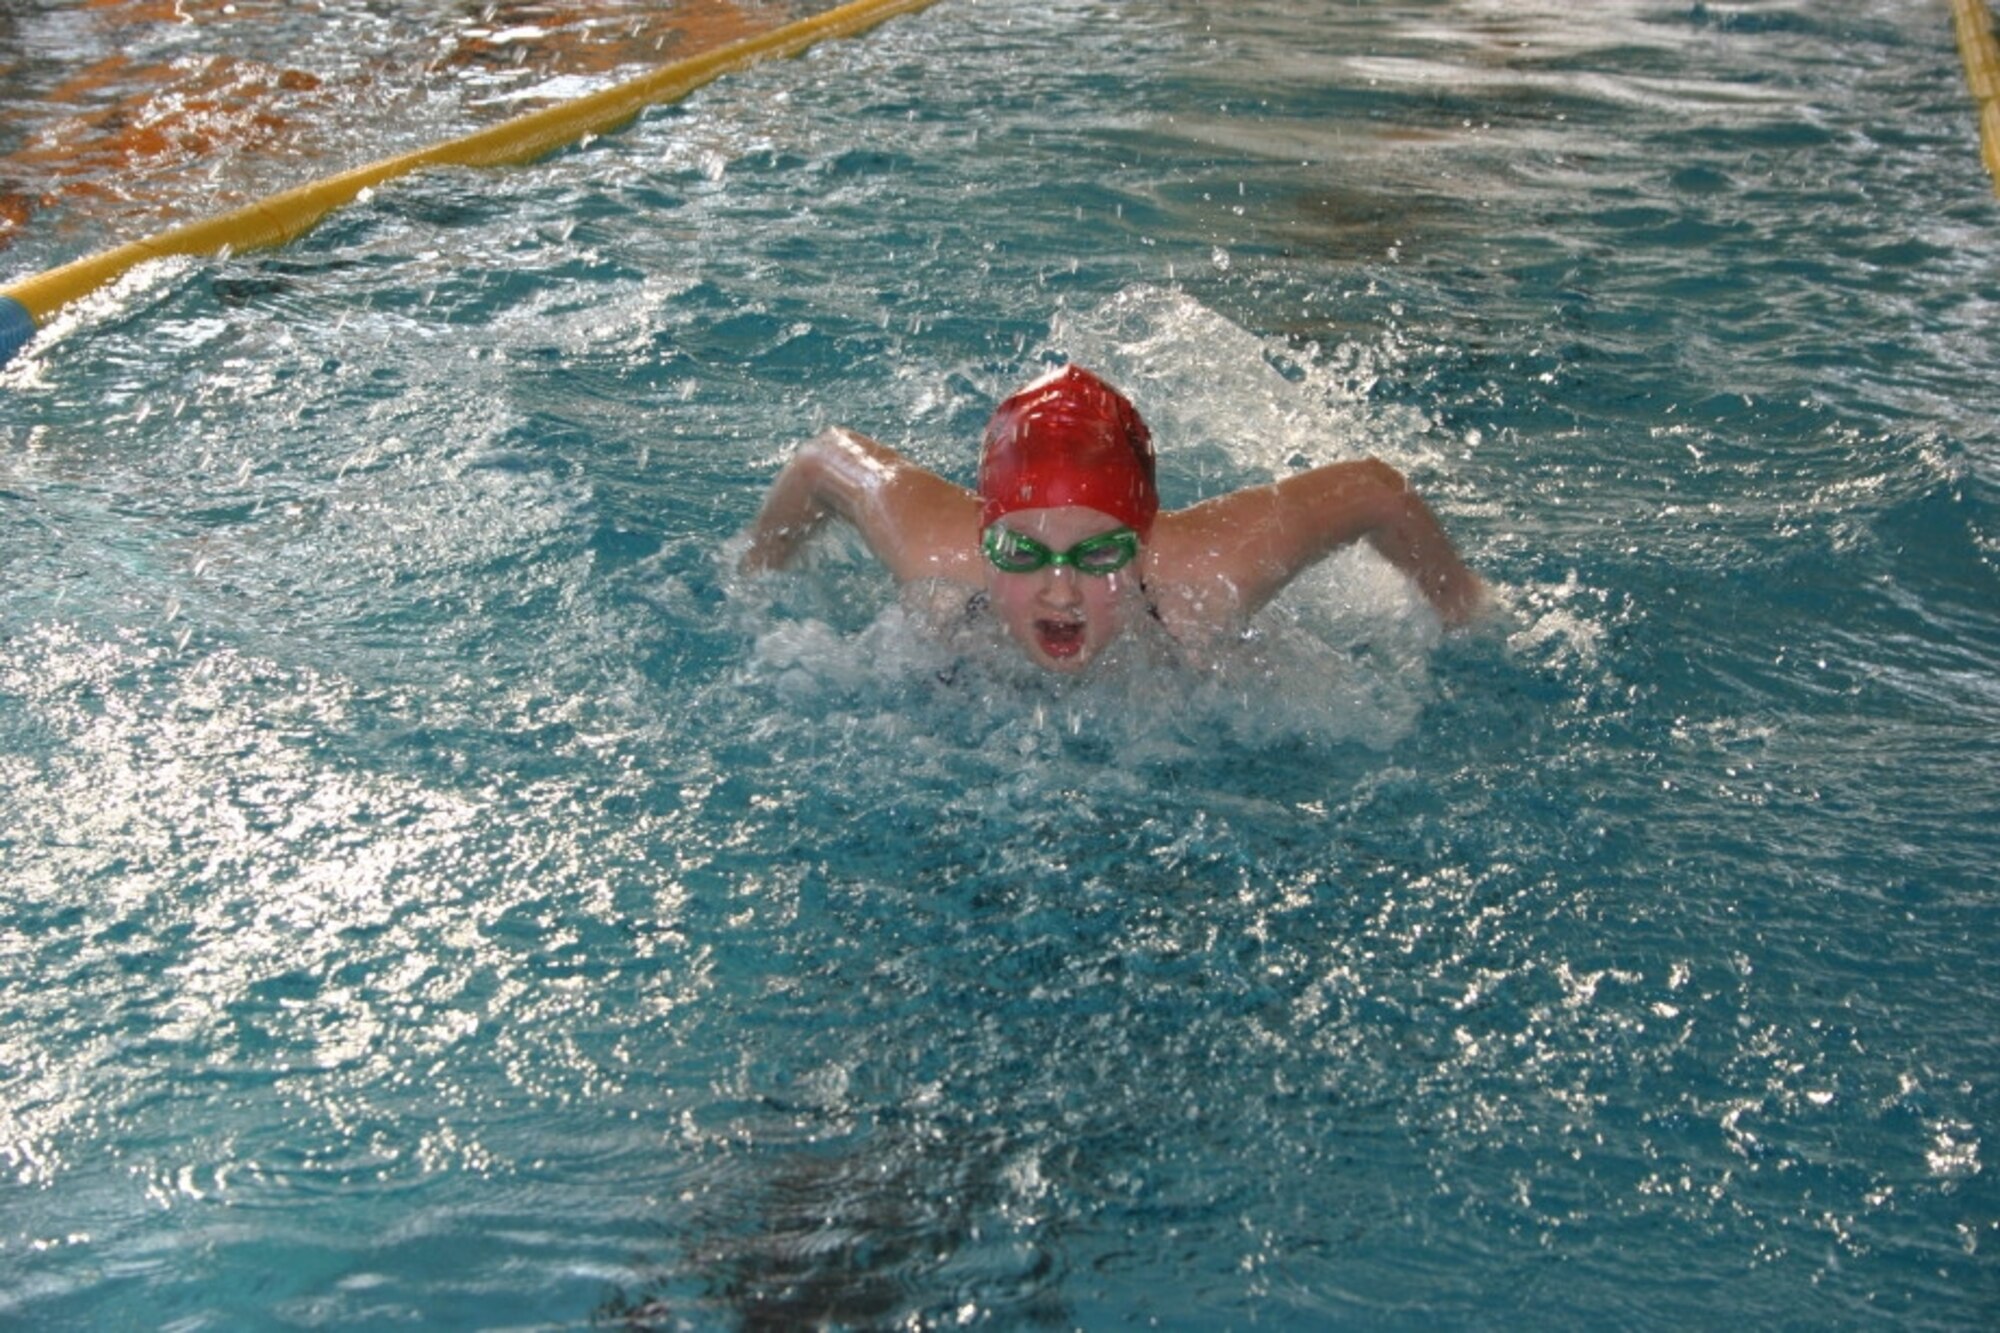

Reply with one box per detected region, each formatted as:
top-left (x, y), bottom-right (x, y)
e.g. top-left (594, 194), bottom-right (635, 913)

top-left (2, 1), bottom-right (1997, 1328)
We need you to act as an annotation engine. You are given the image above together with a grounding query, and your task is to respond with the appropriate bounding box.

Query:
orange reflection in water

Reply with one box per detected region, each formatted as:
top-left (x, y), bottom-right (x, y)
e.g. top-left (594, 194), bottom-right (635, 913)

top-left (0, 1), bottom-right (836, 252)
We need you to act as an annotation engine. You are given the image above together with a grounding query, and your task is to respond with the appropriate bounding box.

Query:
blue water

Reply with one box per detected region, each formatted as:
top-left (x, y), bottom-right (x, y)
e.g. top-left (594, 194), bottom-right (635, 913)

top-left (3, 0), bottom-right (1998, 1327)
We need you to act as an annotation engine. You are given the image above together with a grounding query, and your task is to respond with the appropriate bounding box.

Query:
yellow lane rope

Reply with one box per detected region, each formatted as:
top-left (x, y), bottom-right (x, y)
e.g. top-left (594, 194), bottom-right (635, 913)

top-left (1, 0), bottom-right (942, 365)
top-left (1953, 0), bottom-right (2000, 193)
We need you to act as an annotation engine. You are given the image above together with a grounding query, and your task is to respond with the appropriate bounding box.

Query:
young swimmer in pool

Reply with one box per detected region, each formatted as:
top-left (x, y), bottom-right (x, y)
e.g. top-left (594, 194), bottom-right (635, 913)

top-left (742, 364), bottom-right (1485, 674)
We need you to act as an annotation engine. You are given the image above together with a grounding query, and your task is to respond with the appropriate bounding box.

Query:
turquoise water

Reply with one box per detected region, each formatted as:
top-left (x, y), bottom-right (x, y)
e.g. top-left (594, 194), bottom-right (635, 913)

top-left (4, 0), bottom-right (1998, 1327)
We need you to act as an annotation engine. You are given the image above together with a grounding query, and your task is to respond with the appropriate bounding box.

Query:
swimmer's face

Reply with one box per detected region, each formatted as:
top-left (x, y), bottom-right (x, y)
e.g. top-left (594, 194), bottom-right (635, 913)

top-left (981, 506), bottom-right (1144, 673)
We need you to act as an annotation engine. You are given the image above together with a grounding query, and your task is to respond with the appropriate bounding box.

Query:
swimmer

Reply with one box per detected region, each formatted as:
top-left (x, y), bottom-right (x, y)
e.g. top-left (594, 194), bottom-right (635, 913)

top-left (742, 364), bottom-right (1485, 673)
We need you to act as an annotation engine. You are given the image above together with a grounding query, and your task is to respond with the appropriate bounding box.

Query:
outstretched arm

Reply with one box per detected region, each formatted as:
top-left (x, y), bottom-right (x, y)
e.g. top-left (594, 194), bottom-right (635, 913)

top-left (742, 427), bottom-right (984, 585)
top-left (1148, 458), bottom-right (1485, 628)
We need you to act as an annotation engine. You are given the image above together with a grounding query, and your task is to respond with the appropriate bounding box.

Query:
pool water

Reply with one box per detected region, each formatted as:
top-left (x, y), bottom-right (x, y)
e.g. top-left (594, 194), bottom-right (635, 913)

top-left (3, 0), bottom-right (1997, 1328)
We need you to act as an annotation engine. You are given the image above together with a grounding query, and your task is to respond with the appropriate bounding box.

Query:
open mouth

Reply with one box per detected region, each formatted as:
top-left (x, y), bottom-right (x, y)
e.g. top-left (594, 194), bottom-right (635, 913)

top-left (1035, 618), bottom-right (1086, 659)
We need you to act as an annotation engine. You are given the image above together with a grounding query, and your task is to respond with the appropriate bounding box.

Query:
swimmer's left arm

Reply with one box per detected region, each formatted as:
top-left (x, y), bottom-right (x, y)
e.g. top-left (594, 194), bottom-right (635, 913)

top-left (1151, 458), bottom-right (1485, 627)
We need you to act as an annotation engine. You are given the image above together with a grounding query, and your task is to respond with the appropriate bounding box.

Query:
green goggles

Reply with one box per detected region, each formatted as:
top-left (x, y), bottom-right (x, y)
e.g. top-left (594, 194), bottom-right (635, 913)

top-left (982, 525), bottom-right (1141, 576)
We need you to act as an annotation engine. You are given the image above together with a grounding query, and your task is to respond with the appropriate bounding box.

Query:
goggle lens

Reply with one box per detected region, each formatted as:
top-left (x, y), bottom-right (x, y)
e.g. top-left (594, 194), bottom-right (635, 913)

top-left (983, 526), bottom-right (1140, 576)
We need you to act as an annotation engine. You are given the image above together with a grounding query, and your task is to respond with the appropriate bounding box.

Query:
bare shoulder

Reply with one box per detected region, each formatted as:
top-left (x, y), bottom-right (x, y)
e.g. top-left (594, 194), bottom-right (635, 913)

top-left (1138, 506), bottom-right (1266, 635)
top-left (1139, 475), bottom-right (1348, 628)
top-left (876, 455), bottom-right (985, 587)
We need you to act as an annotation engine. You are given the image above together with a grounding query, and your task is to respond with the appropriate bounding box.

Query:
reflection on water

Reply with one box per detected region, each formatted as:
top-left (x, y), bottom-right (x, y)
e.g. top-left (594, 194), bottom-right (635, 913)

top-left (0, 0), bottom-right (844, 257)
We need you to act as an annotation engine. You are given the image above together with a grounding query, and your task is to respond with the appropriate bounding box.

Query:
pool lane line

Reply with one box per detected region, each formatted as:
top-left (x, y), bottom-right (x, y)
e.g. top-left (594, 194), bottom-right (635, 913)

top-left (0, 0), bottom-right (943, 370)
top-left (1954, 0), bottom-right (2000, 193)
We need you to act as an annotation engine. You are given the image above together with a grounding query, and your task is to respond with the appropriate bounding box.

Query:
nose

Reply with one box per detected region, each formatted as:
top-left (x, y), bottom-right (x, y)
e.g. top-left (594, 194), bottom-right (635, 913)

top-left (1037, 565), bottom-right (1082, 607)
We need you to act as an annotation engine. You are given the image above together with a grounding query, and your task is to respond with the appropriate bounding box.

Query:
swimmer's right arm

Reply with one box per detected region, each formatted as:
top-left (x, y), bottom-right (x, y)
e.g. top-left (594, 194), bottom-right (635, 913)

top-left (741, 427), bottom-right (984, 585)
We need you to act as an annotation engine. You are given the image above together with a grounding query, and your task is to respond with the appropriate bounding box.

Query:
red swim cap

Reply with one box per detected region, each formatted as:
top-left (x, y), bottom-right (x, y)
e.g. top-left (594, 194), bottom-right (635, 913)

top-left (978, 365), bottom-right (1159, 535)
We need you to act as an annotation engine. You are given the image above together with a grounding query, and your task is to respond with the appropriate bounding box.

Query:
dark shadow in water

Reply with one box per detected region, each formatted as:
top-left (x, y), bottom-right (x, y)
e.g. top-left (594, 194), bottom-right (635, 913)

top-left (593, 1109), bottom-right (1071, 1331)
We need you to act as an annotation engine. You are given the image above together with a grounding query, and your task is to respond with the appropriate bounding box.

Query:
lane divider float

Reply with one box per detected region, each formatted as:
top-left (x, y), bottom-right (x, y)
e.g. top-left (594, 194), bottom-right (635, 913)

top-left (1953, 0), bottom-right (2000, 193)
top-left (0, 0), bottom-right (942, 369)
